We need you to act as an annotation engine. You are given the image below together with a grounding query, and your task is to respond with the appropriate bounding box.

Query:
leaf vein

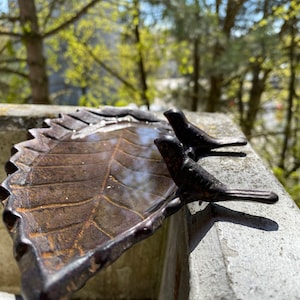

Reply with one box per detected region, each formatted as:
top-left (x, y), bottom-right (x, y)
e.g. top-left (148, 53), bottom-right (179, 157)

top-left (102, 194), bottom-right (145, 220)
top-left (16, 196), bottom-right (95, 212)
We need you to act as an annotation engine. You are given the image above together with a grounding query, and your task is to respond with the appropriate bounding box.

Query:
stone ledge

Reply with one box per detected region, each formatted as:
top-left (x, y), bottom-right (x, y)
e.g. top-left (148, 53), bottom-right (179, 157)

top-left (0, 104), bottom-right (299, 299)
top-left (184, 113), bottom-right (300, 300)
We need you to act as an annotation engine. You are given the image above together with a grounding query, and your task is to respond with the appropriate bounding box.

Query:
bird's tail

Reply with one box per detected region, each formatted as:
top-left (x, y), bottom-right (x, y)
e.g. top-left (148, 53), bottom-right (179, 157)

top-left (217, 189), bottom-right (278, 204)
top-left (214, 137), bottom-right (247, 148)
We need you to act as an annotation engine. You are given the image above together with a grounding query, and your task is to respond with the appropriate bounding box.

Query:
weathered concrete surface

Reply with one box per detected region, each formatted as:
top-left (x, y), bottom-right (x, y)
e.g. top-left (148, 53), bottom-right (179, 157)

top-left (186, 112), bottom-right (300, 300)
top-left (158, 208), bottom-right (189, 300)
top-left (0, 291), bottom-right (18, 299)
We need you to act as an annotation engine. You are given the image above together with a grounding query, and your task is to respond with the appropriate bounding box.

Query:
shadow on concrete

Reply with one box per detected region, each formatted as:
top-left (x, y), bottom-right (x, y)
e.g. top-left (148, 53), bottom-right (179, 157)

top-left (188, 203), bottom-right (279, 252)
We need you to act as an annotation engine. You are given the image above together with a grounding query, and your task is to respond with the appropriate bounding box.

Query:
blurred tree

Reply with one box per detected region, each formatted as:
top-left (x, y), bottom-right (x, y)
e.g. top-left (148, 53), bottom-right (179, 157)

top-left (244, 0), bottom-right (300, 205)
top-left (157, 0), bottom-right (300, 204)
top-left (206, 0), bottom-right (246, 112)
top-left (18, 0), bottom-right (49, 104)
top-left (238, 0), bottom-right (278, 137)
top-left (47, 0), bottom-right (167, 107)
top-left (0, 0), bottom-right (102, 104)
top-left (156, 0), bottom-right (209, 111)
top-left (0, 0), bottom-right (299, 203)
top-left (274, 1), bottom-right (300, 205)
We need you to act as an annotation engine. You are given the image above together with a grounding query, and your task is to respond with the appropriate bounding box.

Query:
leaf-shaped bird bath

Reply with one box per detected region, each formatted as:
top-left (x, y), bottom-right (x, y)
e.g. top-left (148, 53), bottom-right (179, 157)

top-left (0, 107), bottom-right (180, 300)
top-left (0, 107), bottom-right (278, 300)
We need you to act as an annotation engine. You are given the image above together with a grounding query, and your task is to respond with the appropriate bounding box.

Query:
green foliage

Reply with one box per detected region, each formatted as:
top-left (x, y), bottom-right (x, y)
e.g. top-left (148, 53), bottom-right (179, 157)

top-left (273, 167), bottom-right (300, 206)
top-left (0, 0), bottom-right (299, 206)
top-left (0, 31), bottom-right (29, 102)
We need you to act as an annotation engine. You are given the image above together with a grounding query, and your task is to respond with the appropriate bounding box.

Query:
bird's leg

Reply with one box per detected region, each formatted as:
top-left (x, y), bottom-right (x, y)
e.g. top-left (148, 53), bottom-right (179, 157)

top-left (214, 189), bottom-right (278, 204)
top-left (176, 186), bottom-right (199, 204)
top-left (185, 147), bottom-right (196, 160)
top-left (176, 186), bottom-right (215, 205)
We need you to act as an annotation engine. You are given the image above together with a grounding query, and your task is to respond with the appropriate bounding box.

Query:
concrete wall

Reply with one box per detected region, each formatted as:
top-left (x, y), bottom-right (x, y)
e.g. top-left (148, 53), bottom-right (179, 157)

top-left (1, 104), bottom-right (300, 299)
top-left (183, 111), bottom-right (300, 300)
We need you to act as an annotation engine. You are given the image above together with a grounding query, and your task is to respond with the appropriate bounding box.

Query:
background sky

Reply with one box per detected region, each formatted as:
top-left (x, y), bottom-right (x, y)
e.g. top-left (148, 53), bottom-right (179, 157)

top-left (0, 0), bottom-right (8, 13)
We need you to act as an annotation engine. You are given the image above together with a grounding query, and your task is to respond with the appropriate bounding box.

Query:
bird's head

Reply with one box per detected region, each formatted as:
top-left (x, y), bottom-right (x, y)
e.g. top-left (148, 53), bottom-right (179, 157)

top-left (154, 135), bottom-right (186, 181)
top-left (164, 108), bottom-right (187, 128)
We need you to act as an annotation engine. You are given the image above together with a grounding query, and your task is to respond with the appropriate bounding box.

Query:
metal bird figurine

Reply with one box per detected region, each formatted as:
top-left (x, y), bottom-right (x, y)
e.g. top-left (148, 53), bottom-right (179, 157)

top-left (164, 108), bottom-right (247, 159)
top-left (154, 135), bottom-right (278, 205)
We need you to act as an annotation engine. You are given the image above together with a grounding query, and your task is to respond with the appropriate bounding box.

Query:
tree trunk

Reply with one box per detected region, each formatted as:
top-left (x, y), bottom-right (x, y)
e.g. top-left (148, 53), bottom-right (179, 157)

top-left (206, 74), bottom-right (223, 112)
top-left (205, 0), bottom-right (245, 112)
top-left (18, 0), bottom-right (50, 104)
top-left (191, 37), bottom-right (200, 111)
top-left (190, 0), bottom-right (201, 112)
top-left (279, 16), bottom-right (297, 169)
top-left (243, 63), bottom-right (270, 138)
top-left (133, 0), bottom-right (150, 110)
top-left (237, 72), bottom-right (246, 127)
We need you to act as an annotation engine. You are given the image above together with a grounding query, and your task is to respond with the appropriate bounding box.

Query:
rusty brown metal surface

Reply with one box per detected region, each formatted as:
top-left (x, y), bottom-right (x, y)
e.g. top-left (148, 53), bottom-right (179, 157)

top-left (0, 107), bottom-right (179, 300)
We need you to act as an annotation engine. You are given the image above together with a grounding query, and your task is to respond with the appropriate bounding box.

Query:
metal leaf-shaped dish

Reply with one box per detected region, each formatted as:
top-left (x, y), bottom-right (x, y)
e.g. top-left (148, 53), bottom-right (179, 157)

top-left (0, 107), bottom-right (180, 300)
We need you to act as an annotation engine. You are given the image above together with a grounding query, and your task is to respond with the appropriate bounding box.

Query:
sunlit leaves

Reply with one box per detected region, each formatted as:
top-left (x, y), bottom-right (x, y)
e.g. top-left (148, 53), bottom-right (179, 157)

top-left (0, 0), bottom-right (299, 205)
top-left (44, 1), bottom-right (168, 107)
top-left (0, 31), bottom-right (28, 103)
top-left (273, 167), bottom-right (300, 206)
